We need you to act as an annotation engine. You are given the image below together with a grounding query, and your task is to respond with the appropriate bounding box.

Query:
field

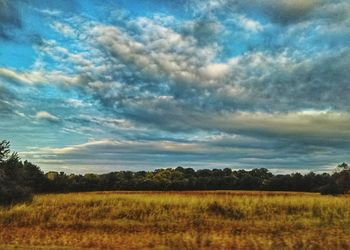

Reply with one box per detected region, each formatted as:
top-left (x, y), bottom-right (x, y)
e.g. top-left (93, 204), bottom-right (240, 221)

top-left (0, 191), bottom-right (350, 250)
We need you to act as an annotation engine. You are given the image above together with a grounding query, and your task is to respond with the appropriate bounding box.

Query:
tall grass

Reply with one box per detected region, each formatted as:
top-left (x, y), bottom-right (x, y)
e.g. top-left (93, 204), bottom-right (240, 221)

top-left (0, 191), bottom-right (350, 249)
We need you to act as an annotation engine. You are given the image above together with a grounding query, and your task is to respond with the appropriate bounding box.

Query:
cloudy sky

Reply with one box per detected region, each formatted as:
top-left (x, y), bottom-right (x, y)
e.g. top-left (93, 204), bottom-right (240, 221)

top-left (0, 0), bottom-right (349, 173)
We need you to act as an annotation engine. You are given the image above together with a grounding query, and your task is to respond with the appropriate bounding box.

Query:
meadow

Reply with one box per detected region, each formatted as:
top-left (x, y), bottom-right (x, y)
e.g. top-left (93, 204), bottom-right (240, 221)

top-left (0, 191), bottom-right (350, 250)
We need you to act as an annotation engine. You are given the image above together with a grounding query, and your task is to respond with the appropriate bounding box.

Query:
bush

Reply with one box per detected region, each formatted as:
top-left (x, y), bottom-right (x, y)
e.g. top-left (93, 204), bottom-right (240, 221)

top-left (319, 183), bottom-right (342, 195)
top-left (0, 184), bottom-right (32, 205)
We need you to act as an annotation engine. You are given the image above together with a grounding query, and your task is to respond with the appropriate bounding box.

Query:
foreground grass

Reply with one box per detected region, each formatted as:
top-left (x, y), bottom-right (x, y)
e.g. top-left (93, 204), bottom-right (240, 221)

top-left (0, 191), bottom-right (350, 249)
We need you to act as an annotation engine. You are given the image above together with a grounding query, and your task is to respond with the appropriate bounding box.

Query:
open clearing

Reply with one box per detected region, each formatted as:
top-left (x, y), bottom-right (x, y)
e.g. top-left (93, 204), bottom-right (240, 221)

top-left (0, 191), bottom-right (349, 249)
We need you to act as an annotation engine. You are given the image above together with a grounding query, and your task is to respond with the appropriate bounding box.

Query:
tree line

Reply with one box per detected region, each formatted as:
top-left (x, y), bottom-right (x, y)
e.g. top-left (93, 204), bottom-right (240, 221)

top-left (1, 140), bottom-right (349, 205)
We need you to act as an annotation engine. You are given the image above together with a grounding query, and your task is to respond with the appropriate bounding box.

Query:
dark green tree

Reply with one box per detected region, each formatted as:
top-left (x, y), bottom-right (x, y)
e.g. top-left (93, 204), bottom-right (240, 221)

top-left (0, 141), bottom-right (32, 205)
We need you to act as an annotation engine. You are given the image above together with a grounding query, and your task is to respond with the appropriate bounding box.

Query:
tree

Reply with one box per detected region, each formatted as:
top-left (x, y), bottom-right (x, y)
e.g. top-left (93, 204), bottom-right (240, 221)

top-left (22, 161), bottom-right (48, 193)
top-left (0, 140), bottom-right (10, 162)
top-left (320, 163), bottom-right (350, 195)
top-left (333, 168), bottom-right (350, 194)
top-left (0, 141), bottom-right (32, 205)
top-left (336, 162), bottom-right (349, 172)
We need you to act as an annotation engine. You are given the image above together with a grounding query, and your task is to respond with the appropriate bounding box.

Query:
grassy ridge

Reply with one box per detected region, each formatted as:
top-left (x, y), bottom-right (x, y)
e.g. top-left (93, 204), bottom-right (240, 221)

top-left (0, 191), bottom-right (350, 249)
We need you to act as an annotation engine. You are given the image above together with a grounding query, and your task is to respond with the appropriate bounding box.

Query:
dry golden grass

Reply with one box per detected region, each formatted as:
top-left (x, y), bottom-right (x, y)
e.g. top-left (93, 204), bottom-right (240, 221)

top-left (0, 191), bottom-right (350, 249)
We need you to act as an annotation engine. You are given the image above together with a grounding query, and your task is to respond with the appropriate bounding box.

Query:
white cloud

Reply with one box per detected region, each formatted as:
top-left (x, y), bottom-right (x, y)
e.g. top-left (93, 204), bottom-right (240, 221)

top-left (91, 18), bottom-right (228, 87)
top-left (51, 21), bottom-right (75, 37)
top-left (78, 114), bottom-right (136, 129)
top-left (65, 99), bottom-right (86, 108)
top-left (0, 67), bottom-right (81, 87)
top-left (0, 68), bottom-right (45, 85)
top-left (35, 111), bottom-right (60, 122)
top-left (236, 15), bottom-right (263, 32)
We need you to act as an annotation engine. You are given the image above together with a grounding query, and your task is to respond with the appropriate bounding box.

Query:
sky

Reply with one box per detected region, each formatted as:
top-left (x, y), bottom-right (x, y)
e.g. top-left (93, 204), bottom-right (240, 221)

top-left (0, 0), bottom-right (349, 173)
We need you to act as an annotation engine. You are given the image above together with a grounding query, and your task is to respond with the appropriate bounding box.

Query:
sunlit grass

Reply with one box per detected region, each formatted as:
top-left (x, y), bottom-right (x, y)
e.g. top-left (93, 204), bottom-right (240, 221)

top-left (0, 191), bottom-right (350, 249)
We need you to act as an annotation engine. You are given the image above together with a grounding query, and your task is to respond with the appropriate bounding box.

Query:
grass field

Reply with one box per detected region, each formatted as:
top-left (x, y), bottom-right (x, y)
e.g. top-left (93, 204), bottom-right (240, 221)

top-left (0, 191), bottom-right (350, 250)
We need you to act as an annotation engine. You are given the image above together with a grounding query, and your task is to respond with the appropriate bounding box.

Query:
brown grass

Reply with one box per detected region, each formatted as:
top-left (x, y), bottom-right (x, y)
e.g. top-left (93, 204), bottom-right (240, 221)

top-left (0, 191), bottom-right (350, 249)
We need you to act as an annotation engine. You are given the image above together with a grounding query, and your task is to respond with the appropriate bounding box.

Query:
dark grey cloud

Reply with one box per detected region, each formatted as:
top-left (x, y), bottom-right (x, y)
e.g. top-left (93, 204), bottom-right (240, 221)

top-left (236, 49), bottom-right (350, 112)
top-left (84, 31), bottom-right (350, 138)
top-left (0, 0), bottom-right (21, 40)
top-left (187, 0), bottom-right (350, 27)
top-left (183, 0), bottom-right (319, 25)
top-left (182, 17), bottom-right (224, 46)
top-left (0, 0), bottom-right (80, 41)
top-left (246, 0), bottom-right (318, 25)
top-left (19, 135), bottom-right (349, 173)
